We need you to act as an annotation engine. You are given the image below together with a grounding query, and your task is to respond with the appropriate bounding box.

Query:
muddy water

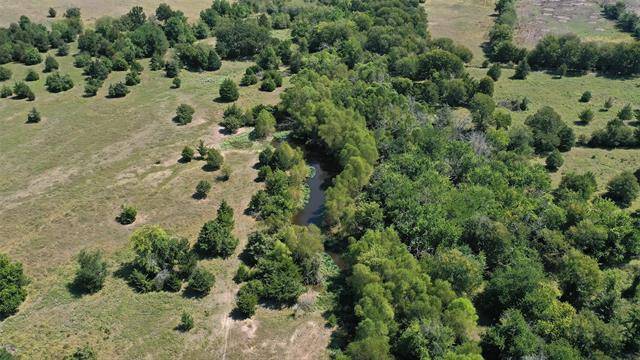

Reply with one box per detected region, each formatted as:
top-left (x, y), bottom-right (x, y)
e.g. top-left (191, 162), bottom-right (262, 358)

top-left (293, 160), bottom-right (331, 226)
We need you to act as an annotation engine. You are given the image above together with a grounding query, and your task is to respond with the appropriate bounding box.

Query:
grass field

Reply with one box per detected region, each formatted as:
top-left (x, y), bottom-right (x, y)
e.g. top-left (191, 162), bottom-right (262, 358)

top-left (516, 0), bottom-right (633, 47)
top-left (468, 67), bottom-right (640, 207)
top-left (0, 0), bottom-right (212, 27)
top-left (0, 36), bottom-right (331, 358)
top-left (424, 0), bottom-right (495, 66)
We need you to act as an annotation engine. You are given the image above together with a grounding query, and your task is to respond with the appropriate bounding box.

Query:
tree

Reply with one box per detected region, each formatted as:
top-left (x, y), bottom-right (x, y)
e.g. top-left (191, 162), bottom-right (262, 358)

top-left (0, 85), bottom-right (12, 98)
top-left (424, 248), bottom-right (485, 296)
top-left (215, 20), bottom-right (271, 59)
top-left (482, 309), bottom-right (541, 359)
top-left (45, 72), bottom-right (73, 92)
top-left (205, 50), bottom-right (221, 71)
top-left (558, 63), bottom-right (568, 77)
top-left (257, 46), bottom-right (279, 70)
top-left (525, 106), bottom-right (574, 153)
top-left (187, 267), bottom-right (214, 295)
top-left (253, 109), bottom-right (276, 139)
top-left (259, 78), bottom-right (276, 92)
top-left (546, 149), bottom-right (564, 172)
top-left (605, 171), bottom-right (640, 208)
top-left (181, 146), bottom-right (194, 162)
top-left (48, 7), bottom-right (57, 18)
top-left (235, 281), bottom-right (261, 318)
top-left (26, 107), bottom-right (41, 123)
top-left (117, 205), bottom-right (137, 225)
top-left (219, 78), bottom-right (239, 102)
top-left (206, 148), bottom-right (224, 170)
top-left (618, 103), bottom-right (633, 120)
top-left (579, 108), bottom-right (594, 124)
top-left (73, 249), bottom-right (108, 294)
top-left (178, 311), bottom-right (194, 331)
top-left (44, 55), bottom-right (59, 72)
top-left (487, 63), bottom-right (502, 81)
top-left (196, 140), bottom-right (208, 159)
top-left (470, 93), bottom-right (496, 131)
top-left (13, 82), bottom-right (33, 99)
top-left (108, 82), bottom-right (129, 98)
top-left (165, 61), bottom-right (179, 78)
top-left (557, 172), bottom-right (597, 200)
top-left (604, 97), bottom-right (614, 111)
top-left (513, 59), bottom-right (530, 79)
top-left (254, 242), bottom-right (304, 304)
top-left (196, 202), bottom-right (239, 258)
top-left (478, 76), bottom-right (495, 96)
top-left (580, 91), bottom-right (592, 103)
top-left (0, 66), bottom-right (11, 81)
top-left (25, 69), bottom-right (39, 82)
top-left (558, 249), bottom-right (603, 309)
top-left (195, 180), bottom-right (211, 199)
top-left (172, 77), bottom-right (181, 89)
top-left (0, 253), bottom-right (29, 318)
top-left (174, 104), bottom-right (195, 125)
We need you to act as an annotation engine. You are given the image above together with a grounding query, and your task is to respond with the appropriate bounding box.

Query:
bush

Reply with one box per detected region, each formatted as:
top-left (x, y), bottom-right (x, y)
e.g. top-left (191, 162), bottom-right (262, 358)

top-left (196, 217), bottom-right (239, 258)
top-left (125, 71), bottom-right (141, 86)
top-left (174, 104), bottom-right (194, 125)
top-left (545, 150), bottom-right (564, 172)
top-left (108, 82), bottom-right (129, 98)
top-left (64, 345), bottom-right (97, 360)
top-left (487, 64), bottom-right (501, 81)
top-left (234, 264), bottom-right (251, 283)
top-left (74, 53), bottom-right (92, 68)
top-left (262, 70), bottom-right (282, 87)
top-left (196, 140), bottom-right (208, 159)
top-left (580, 91), bottom-right (592, 103)
top-left (13, 81), bottom-right (33, 99)
top-left (48, 7), bottom-right (57, 17)
top-left (604, 97), bottom-right (614, 111)
top-left (0, 85), bottom-right (11, 98)
top-left (26, 107), bottom-right (41, 123)
top-left (513, 59), bottom-right (530, 79)
top-left (605, 171), bottom-right (640, 208)
top-left (0, 66), bottom-right (12, 81)
top-left (195, 180), bottom-right (211, 198)
top-left (172, 77), bottom-right (181, 88)
top-left (179, 311), bottom-right (194, 331)
top-left (219, 78), bottom-right (239, 102)
top-left (45, 72), bottom-right (74, 93)
top-left (150, 54), bottom-right (164, 70)
top-left (0, 253), bottom-right (29, 318)
top-left (205, 50), bottom-right (221, 71)
top-left (73, 249), bottom-right (108, 294)
top-left (578, 108), bottom-right (594, 124)
top-left (165, 61), bottom-right (179, 78)
top-left (181, 146), bottom-right (194, 162)
top-left (164, 272), bottom-right (182, 292)
top-left (235, 281), bottom-right (261, 318)
top-left (259, 78), bottom-right (276, 92)
top-left (84, 78), bottom-right (103, 97)
top-left (25, 69), bottom-right (39, 81)
top-left (253, 109), bottom-right (276, 139)
top-left (44, 55), bottom-right (59, 72)
top-left (219, 164), bottom-right (232, 181)
top-left (618, 103), bottom-right (633, 120)
top-left (57, 43), bottom-right (70, 56)
top-left (240, 73), bottom-right (258, 86)
top-left (188, 267), bottom-right (215, 295)
top-left (478, 76), bottom-right (495, 96)
top-left (206, 148), bottom-right (224, 170)
top-left (118, 205), bottom-right (137, 225)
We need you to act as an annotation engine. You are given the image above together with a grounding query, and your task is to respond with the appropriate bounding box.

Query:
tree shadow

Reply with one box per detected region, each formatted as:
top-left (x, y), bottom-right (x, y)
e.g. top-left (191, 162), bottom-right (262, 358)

top-left (66, 280), bottom-right (90, 299)
top-left (192, 192), bottom-right (207, 200)
top-left (201, 163), bottom-right (219, 172)
top-left (229, 308), bottom-right (249, 321)
top-left (181, 287), bottom-right (208, 299)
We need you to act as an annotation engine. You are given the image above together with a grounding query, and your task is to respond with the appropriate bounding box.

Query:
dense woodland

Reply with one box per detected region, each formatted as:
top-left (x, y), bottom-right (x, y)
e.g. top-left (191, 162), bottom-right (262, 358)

top-left (2, 0), bottom-right (640, 359)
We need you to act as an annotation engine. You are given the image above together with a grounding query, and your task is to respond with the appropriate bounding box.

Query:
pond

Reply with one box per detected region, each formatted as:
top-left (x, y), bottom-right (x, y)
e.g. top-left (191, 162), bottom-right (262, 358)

top-left (293, 159), bottom-right (331, 226)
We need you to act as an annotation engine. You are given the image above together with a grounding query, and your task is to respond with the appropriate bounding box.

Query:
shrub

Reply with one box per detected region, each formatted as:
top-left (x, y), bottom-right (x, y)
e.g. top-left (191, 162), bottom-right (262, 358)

top-left (195, 180), bottom-right (211, 198)
top-left (45, 72), bottom-right (74, 93)
top-left (260, 78), bottom-right (276, 92)
top-left (23, 48), bottom-right (42, 65)
top-left (487, 63), bottom-right (501, 81)
top-left (125, 71), bottom-right (141, 86)
top-left (73, 249), bottom-right (108, 294)
top-left (219, 78), bottom-right (239, 102)
top-left (188, 267), bottom-right (215, 295)
top-left (262, 70), bottom-right (282, 87)
top-left (197, 140), bottom-right (208, 159)
top-left (221, 106), bottom-right (243, 133)
top-left (235, 281), bottom-right (261, 318)
top-left (48, 7), bottom-right (57, 17)
top-left (513, 59), bottom-right (530, 79)
top-left (0, 85), bottom-right (11, 98)
top-left (118, 205), bottom-right (137, 225)
top-left (196, 218), bottom-right (239, 258)
top-left (13, 81), bottom-right (33, 99)
top-left (84, 78), bottom-right (103, 97)
top-left (578, 108), bottom-right (594, 124)
top-left (0, 66), bottom-right (12, 81)
top-left (179, 311), bottom-right (194, 331)
top-left (108, 82), bottom-right (129, 98)
top-left (604, 97), bottom-right (614, 111)
top-left (579, 91), bottom-right (592, 103)
top-left (257, 46), bottom-right (280, 70)
top-left (253, 109), bottom-right (276, 139)
top-left (57, 43), bottom-right (70, 56)
top-left (545, 150), bottom-right (564, 172)
top-left (181, 146), bottom-right (194, 162)
top-left (165, 61), bottom-right (179, 78)
top-left (74, 53), bottom-right (91, 68)
top-left (234, 264), bottom-right (251, 283)
top-left (240, 73), bottom-right (258, 86)
top-left (0, 253), bottom-right (29, 318)
top-left (205, 50), bottom-right (221, 71)
top-left (478, 76), bottom-right (495, 96)
top-left (206, 148), bottom-right (224, 170)
top-left (64, 345), bottom-right (97, 360)
top-left (150, 54), bottom-right (164, 70)
top-left (26, 107), bottom-right (41, 123)
top-left (618, 103), bottom-right (633, 120)
top-left (174, 104), bottom-right (195, 125)
top-left (172, 77), bottom-right (181, 88)
top-left (605, 171), bottom-right (640, 208)
top-left (219, 164), bottom-right (232, 181)
top-left (25, 69), bottom-right (39, 81)
top-left (44, 56), bottom-right (59, 72)
top-left (164, 272), bottom-right (182, 292)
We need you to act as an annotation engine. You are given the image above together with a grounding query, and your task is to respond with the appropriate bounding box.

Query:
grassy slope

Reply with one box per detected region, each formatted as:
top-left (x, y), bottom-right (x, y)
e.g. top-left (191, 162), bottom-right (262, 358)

top-left (0, 38), bottom-right (330, 358)
top-left (424, 0), bottom-right (495, 66)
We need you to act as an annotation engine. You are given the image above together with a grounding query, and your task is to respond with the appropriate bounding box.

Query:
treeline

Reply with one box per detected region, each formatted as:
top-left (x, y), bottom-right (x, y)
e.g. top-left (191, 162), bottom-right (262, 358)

top-left (486, 0), bottom-right (640, 76)
top-left (604, 1), bottom-right (640, 38)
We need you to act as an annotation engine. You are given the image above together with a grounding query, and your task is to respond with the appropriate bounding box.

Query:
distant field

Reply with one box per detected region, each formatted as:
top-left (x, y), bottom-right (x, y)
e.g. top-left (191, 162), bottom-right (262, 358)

top-left (425, 0), bottom-right (495, 65)
top-left (0, 0), bottom-right (212, 26)
top-left (516, 0), bottom-right (633, 46)
top-left (0, 37), bottom-right (331, 357)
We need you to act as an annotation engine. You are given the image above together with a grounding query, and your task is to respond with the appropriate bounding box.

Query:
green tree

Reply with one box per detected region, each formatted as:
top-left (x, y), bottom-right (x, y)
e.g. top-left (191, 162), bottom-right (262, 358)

top-left (108, 82), bottom-right (129, 98)
top-left (255, 241), bottom-right (304, 304)
top-left (580, 91), bottom-right (592, 103)
top-left (118, 205), bottom-right (137, 225)
top-left (257, 46), bottom-right (280, 70)
top-left (219, 78), bottom-right (239, 102)
top-left (44, 55), bottom-right (59, 72)
top-left (513, 59), bottom-right (530, 79)
top-left (188, 267), bottom-right (215, 295)
top-left (477, 76), bottom-right (495, 96)
top-left (179, 311), bottom-right (194, 331)
top-left (181, 146), bottom-right (194, 162)
top-left (487, 63), bottom-right (502, 81)
top-left (73, 249), bottom-right (108, 294)
top-left (0, 253), bottom-right (29, 318)
top-left (174, 104), bottom-right (195, 125)
top-left (195, 180), bottom-right (211, 199)
top-left (24, 69), bottom-right (39, 81)
top-left (546, 149), bottom-right (564, 172)
top-left (482, 309), bottom-right (541, 359)
top-left (470, 93), bottom-right (496, 131)
top-left (558, 249), bottom-right (603, 309)
top-left (618, 103), bottom-right (633, 120)
top-left (0, 66), bottom-right (11, 81)
top-left (26, 107), bottom-right (41, 123)
top-left (579, 108), bottom-right (594, 124)
top-left (235, 280), bottom-right (262, 318)
top-left (253, 109), bottom-right (276, 139)
top-left (206, 148), bottom-right (224, 170)
top-left (605, 171), bottom-right (640, 208)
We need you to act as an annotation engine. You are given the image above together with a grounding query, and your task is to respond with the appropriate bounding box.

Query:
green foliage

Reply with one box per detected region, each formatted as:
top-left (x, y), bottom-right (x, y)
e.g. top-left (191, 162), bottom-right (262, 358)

top-left (181, 146), bottom-right (194, 162)
top-left (235, 280), bottom-right (261, 318)
top-left (64, 345), bottom-right (97, 360)
top-left (259, 78), bottom-right (276, 92)
top-left (206, 148), bottom-right (224, 170)
top-left (0, 85), bottom-right (12, 98)
top-left (513, 59), bottom-right (530, 79)
top-left (13, 81), bottom-right (34, 100)
top-left (477, 76), bottom-right (495, 96)
top-left (0, 253), bottom-right (29, 318)
top-left (546, 149), bottom-right (564, 172)
top-left (195, 180), bottom-right (211, 199)
top-left (605, 171), bottom-right (640, 208)
top-left (26, 107), bottom-right (41, 123)
top-left (618, 103), bottom-right (634, 120)
top-left (44, 55), bottom-right (59, 72)
top-left (0, 66), bottom-right (11, 81)
top-left (118, 205), bottom-right (137, 225)
top-left (423, 248), bottom-right (485, 296)
top-left (256, 46), bottom-right (279, 70)
top-left (164, 61), bottom-right (179, 78)
top-left (578, 108), bottom-right (594, 124)
top-left (558, 249), bottom-right (603, 309)
top-left (579, 91), bottom-right (592, 103)
top-left (179, 311), bottom-right (194, 331)
top-left (253, 109), bottom-right (276, 139)
top-left (470, 93), bottom-right (495, 131)
top-left (174, 104), bottom-right (195, 125)
top-left (125, 71), bottom-right (141, 86)
top-left (73, 249), bottom-right (108, 294)
top-left (487, 63), bottom-right (502, 81)
top-left (24, 69), bottom-right (39, 81)
top-left (172, 77), bottom-right (181, 88)
top-left (219, 78), bottom-right (239, 102)
top-left (215, 19), bottom-right (271, 59)
top-left (254, 241), bottom-right (304, 304)
top-left (525, 106), bottom-right (574, 153)
top-left (107, 82), bottom-right (129, 98)
top-left (187, 267), bottom-right (215, 295)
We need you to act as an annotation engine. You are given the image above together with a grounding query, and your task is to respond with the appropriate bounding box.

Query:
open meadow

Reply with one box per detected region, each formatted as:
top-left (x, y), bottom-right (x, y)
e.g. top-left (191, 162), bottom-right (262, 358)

top-left (0, 4), bottom-right (331, 357)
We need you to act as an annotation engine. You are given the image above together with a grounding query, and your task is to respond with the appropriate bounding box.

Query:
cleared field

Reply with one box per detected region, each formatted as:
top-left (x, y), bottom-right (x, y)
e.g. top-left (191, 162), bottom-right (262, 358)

top-left (425, 0), bottom-right (495, 66)
top-left (0, 41), bottom-right (331, 358)
top-left (0, 0), bottom-right (212, 26)
top-left (516, 0), bottom-right (633, 46)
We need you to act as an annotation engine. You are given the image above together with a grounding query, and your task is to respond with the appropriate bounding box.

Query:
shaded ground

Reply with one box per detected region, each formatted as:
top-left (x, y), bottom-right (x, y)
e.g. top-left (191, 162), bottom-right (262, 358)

top-left (516, 0), bottom-right (633, 46)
